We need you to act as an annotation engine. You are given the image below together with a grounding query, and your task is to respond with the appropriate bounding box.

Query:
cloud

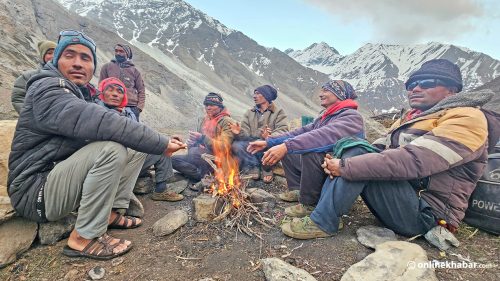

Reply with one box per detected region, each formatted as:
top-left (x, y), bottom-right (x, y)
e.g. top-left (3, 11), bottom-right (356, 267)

top-left (304, 0), bottom-right (488, 44)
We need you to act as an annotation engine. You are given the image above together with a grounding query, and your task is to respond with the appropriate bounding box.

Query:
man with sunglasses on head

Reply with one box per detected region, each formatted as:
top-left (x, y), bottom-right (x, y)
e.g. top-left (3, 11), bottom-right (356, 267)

top-left (99, 43), bottom-right (145, 120)
top-left (8, 30), bottom-right (186, 260)
top-left (282, 59), bottom-right (492, 251)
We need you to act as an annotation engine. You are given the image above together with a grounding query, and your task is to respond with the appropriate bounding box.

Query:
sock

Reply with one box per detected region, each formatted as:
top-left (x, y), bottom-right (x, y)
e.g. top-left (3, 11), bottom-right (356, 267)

top-left (155, 181), bottom-right (167, 193)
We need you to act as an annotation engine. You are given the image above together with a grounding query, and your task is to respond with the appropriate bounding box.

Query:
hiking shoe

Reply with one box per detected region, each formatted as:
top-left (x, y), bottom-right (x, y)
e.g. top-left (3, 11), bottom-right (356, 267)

top-left (285, 204), bottom-right (315, 217)
top-left (279, 190), bottom-right (300, 202)
top-left (151, 190), bottom-right (184, 201)
top-left (281, 217), bottom-right (333, 240)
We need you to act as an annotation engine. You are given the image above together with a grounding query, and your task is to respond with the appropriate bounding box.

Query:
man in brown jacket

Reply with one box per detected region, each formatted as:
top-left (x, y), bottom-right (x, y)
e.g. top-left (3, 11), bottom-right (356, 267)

top-left (99, 44), bottom-right (145, 120)
top-left (231, 85), bottom-right (288, 183)
top-left (282, 59), bottom-right (490, 251)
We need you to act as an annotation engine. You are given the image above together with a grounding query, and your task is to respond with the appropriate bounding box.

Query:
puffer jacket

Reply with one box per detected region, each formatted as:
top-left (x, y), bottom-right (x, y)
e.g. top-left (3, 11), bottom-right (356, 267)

top-left (99, 60), bottom-right (145, 110)
top-left (237, 103), bottom-right (288, 140)
top-left (196, 114), bottom-right (235, 150)
top-left (11, 67), bottom-right (42, 114)
top-left (342, 90), bottom-right (493, 227)
top-left (8, 63), bottom-right (168, 222)
top-left (267, 108), bottom-right (364, 154)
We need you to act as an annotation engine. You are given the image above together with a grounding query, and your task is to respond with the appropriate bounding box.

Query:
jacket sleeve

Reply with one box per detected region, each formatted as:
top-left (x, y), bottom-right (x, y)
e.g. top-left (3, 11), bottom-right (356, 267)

top-left (135, 70), bottom-right (146, 111)
top-left (11, 71), bottom-right (36, 114)
top-left (203, 117), bottom-right (235, 149)
top-left (99, 64), bottom-right (109, 82)
top-left (270, 108), bottom-right (289, 137)
top-left (284, 110), bottom-right (364, 154)
top-left (236, 110), bottom-right (252, 140)
top-left (266, 121), bottom-right (316, 147)
top-left (342, 108), bottom-right (488, 181)
top-left (31, 78), bottom-right (168, 155)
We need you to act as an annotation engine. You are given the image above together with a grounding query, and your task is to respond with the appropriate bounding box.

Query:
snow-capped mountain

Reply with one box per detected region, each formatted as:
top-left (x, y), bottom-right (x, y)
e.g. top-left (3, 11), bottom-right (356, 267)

top-left (56, 0), bottom-right (328, 121)
top-left (285, 42), bottom-right (342, 74)
top-left (288, 42), bottom-right (500, 112)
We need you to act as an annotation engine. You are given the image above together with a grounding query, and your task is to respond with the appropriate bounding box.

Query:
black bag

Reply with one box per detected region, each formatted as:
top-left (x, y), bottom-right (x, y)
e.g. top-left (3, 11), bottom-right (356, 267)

top-left (481, 109), bottom-right (500, 153)
top-left (464, 153), bottom-right (500, 235)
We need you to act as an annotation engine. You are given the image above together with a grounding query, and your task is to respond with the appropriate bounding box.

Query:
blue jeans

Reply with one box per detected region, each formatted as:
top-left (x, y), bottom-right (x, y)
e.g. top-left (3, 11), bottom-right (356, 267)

top-left (310, 148), bottom-right (436, 237)
top-left (232, 140), bottom-right (264, 169)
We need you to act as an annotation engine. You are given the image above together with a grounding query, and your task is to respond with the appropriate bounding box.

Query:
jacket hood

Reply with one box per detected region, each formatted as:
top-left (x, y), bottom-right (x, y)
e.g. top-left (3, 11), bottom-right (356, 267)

top-left (111, 59), bottom-right (135, 67)
top-left (417, 89), bottom-right (494, 118)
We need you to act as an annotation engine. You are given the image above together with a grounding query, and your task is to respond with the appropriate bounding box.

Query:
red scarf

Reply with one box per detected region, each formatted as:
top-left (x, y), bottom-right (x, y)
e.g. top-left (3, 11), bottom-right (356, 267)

top-left (202, 109), bottom-right (231, 138)
top-left (321, 99), bottom-right (358, 121)
top-left (404, 109), bottom-right (423, 122)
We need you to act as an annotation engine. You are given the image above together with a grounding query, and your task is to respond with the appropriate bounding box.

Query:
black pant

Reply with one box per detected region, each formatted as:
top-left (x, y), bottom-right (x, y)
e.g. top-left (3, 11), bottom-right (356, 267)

top-left (310, 147), bottom-right (436, 236)
top-left (171, 147), bottom-right (212, 181)
top-left (128, 106), bottom-right (141, 121)
top-left (281, 152), bottom-right (327, 206)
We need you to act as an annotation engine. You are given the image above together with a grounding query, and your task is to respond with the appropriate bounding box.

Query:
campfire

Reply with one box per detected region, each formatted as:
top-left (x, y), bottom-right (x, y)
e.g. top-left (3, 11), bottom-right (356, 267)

top-left (198, 139), bottom-right (275, 239)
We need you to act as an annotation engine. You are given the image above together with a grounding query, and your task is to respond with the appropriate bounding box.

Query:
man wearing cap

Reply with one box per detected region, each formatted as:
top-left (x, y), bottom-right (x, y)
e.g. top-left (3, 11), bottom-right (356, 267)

top-left (95, 77), bottom-right (184, 202)
top-left (281, 59), bottom-right (490, 247)
top-left (230, 85), bottom-right (288, 183)
top-left (11, 40), bottom-right (57, 113)
top-left (247, 80), bottom-right (364, 215)
top-left (99, 43), bottom-right (145, 120)
top-left (172, 92), bottom-right (235, 185)
top-left (8, 30), bottom-right (186, 260)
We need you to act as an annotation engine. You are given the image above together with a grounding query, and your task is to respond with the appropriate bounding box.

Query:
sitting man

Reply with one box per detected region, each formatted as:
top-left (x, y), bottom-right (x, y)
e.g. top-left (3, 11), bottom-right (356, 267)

top-left (11, 40), bottom-right (56, 113)
top-left (231, 85), bottom-right (288, 183)
top-left (172, 92), bottom-right (235, 188)
top-left (96, 77), bottom-right (183, 202)
top-left (247, 80), bottom-right (364, 216)
top-left (282, 59), bottom-right (490, 249)
top-left (8, 30), bottom-right (186, 260)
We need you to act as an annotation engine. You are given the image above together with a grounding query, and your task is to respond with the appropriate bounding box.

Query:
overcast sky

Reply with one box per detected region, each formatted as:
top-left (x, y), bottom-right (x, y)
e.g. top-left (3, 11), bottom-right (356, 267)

top-left (185, 0), bottom-right (500, 60)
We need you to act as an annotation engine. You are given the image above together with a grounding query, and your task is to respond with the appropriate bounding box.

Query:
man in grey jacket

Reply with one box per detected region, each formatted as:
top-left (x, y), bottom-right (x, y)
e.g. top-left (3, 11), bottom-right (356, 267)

top-left (8, 30), bottom-right (186, 260)
top-left (11, 40), bottom-right (56, 113)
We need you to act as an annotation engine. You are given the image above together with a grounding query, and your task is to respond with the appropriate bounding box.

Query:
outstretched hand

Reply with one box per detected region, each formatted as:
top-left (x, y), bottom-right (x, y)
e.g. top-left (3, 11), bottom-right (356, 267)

top-left (260, 125), bottom-right (272, 139)
top-left (165, 139), bottom-right (187, 156)
top-left (247, 140), bottom-right (268, 154)
top-left (262, 143), bottom-right (287, 166)
top-left (229, 122), bottom-right (241, 135)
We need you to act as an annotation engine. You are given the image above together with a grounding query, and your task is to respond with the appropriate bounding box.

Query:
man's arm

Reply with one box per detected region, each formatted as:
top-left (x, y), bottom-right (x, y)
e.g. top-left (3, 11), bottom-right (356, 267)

top-left (203, 117), bottom-right (235, 149)
top-left (11, 70), bottom-right (37, 114)
top-left (341, 108), bottom-right (488, 181)
top-left (99, 63), bottom-right (109, 82)
top-left (135, 70), bottom-right (146, 111)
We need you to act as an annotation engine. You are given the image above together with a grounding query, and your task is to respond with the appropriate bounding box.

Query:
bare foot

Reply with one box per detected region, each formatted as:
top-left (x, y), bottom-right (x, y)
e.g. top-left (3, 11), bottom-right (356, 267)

top-left (67, 229), bottom-right (131, 254)
top-left (263, 175), bottom-right (273, 183)
top-left (108, 212), bottom-right (142, 228)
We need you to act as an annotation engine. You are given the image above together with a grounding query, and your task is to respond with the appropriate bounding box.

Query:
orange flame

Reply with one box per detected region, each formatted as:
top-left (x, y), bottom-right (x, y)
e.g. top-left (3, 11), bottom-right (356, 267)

top-left (209, 136), bottom-right (241, 207)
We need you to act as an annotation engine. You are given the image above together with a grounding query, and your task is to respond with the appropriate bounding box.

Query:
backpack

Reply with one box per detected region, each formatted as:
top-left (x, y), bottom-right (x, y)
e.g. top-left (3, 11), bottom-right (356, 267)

top-left (481, 109), bottom-right (500, 153)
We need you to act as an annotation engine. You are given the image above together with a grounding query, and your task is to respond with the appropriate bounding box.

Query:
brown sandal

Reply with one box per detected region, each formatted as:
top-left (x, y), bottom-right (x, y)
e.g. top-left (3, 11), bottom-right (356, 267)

top-left (62, 233), bottom-right (132, 260)
top-left (262, 168), bottom-right (274, 184)
top-left (108, 213), bottom-right (142, 229)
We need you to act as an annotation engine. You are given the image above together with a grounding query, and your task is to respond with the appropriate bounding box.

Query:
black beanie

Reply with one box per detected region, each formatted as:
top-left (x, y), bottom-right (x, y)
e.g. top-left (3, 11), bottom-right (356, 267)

top-left (405, 59), bottom-right (463, 92)
top-left (203, 92), bottom-right (224, 108)
top-left (255, 85), bottom-right (278, 103)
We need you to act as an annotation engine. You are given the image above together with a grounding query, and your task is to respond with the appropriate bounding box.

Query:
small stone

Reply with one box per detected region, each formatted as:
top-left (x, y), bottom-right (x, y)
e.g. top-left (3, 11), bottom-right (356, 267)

top-left (198, 278), bottom-right (215, 281)
top-left (166, 179), bottom-right (189, 194)
top-left (111, 257), bottom-right (124, 266)
top-left (247, 188), bottom-right (276, 204)
top-left (125, 194), bottom-right (144, 218)
top-left (192, 194), bottom-right (218, 221)
top-left (63, 269), bottom-right (80, 281)
top-left (38, 214), bottom-right (76, 245)
top-left (341, 241), bottom-right (438, 281)
top-left (261, 258), bottom-right (317, 281)
top-left (152, 210), bottom-right (188, 236)
top-left (88, 266), bottom-right (105, 280)
top-left (356, 226), bottom-right (397, 249)
top-left (133, 177), bottom-right (154, 194)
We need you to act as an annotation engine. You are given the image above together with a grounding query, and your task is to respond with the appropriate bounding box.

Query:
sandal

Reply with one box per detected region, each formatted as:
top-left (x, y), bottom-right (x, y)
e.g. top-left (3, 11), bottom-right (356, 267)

top-left (108, 213), bottom-right (142, 229)
top-left (62, 233), bottom-right (132, 260)
top-left (262, 167), bottom-right (274, 184)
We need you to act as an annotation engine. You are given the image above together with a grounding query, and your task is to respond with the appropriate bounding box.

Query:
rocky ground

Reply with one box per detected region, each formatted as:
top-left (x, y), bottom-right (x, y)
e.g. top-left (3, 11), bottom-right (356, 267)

top-left (0, 175), bottom-right (498, 281)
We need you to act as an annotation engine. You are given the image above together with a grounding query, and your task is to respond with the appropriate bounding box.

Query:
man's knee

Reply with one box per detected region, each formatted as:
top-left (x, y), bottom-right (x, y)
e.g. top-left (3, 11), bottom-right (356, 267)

top-left (232, 141), bottom-right (247, 154)
top-left (99, 141), bottom-right (128, 165)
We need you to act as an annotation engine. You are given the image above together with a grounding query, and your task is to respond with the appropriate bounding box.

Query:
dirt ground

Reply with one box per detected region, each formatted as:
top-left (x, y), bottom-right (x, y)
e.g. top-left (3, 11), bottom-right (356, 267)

top-left (0, 177), bottom-right (499, 281)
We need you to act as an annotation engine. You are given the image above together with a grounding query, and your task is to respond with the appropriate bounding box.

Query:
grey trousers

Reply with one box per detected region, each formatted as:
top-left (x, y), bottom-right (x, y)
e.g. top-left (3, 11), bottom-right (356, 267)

top-left (44, 141), bottom-right (147, 239)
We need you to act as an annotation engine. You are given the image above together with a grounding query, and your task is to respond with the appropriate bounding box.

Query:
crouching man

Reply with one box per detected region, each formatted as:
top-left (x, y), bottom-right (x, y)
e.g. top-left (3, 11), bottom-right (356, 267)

top-left (8, 30), bottom-right (186, 260)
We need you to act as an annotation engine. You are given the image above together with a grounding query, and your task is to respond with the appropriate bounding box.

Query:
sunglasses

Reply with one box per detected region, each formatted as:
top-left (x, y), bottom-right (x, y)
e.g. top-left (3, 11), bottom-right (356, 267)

top-left (58, 30), bottom-right (96, 51)
top-left (406, 79), bottom-right (448, 91)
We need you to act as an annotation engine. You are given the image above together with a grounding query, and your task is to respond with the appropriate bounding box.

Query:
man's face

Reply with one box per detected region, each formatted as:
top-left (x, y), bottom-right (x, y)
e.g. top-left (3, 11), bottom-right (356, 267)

top-left (319, 89), bottom-right (339, 108)
top-left (57, 44), bottom-right (94, 86)
top-left (253, 91), bottom-right (267, 106)
top-left (205, 104), bottom-right (222, 118)
top-left (43, 49), bottom-right (55, 63)
top-left (407, 82), bottom-right (454, 111)
top-left (115, 46), bottom-right (127, 57)
top-left (102, 85), bottom-right (124, 107)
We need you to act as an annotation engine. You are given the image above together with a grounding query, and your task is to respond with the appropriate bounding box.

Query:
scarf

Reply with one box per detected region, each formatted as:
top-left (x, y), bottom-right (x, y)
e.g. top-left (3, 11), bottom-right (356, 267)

top-left (201, 109), bottom-right (231, 138)
top-left (321, 99), bottom-right (358, 121)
